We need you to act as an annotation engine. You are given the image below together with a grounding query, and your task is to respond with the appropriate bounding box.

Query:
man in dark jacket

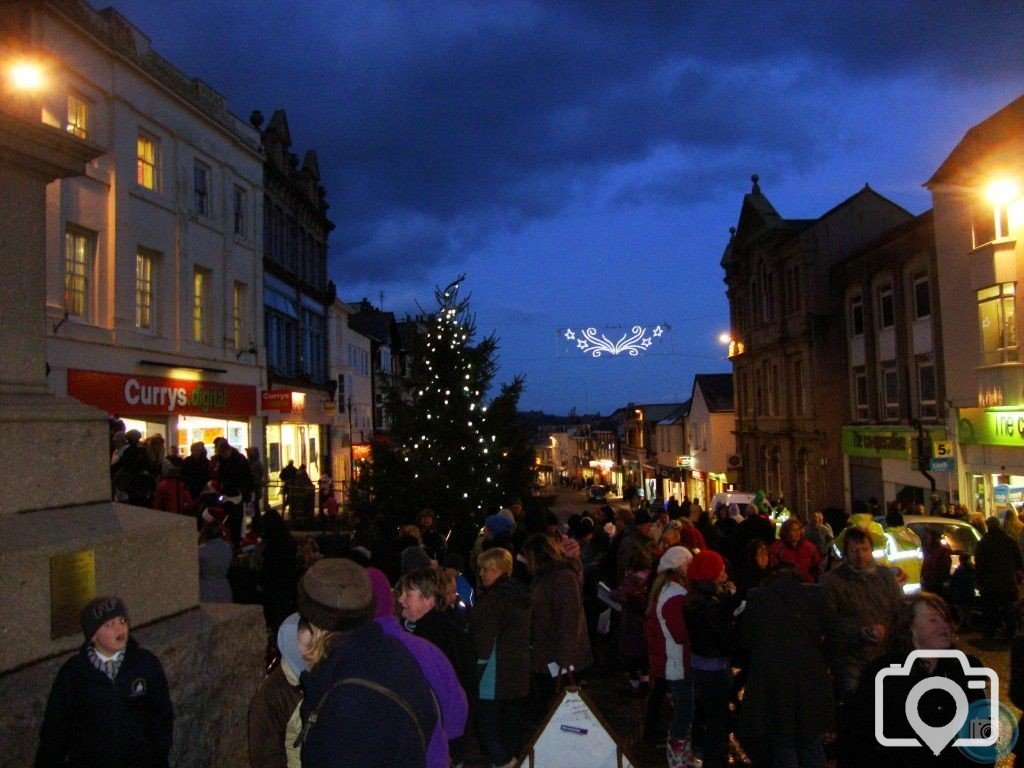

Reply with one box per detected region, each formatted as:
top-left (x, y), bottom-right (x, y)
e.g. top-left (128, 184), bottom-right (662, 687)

top-left (297, 559), bottom-right (437, 768)
top-left (36, 596), bottom-right (173, 767)
top-left (975, 516), bottom-right (1023, 639)
top-left (737, 564), bottom-right (833, 766)
top-left (213, 439), bottom-right (254, 503)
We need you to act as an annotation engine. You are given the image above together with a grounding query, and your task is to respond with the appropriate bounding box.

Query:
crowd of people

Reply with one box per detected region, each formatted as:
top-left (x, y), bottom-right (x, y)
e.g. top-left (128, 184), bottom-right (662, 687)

top-left (34, 472), bottom-right (1020, 768)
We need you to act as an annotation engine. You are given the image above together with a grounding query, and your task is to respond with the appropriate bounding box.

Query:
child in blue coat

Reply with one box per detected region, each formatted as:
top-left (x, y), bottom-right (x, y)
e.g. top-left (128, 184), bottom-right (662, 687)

top-left (35, 596), bottom-right (174, 767)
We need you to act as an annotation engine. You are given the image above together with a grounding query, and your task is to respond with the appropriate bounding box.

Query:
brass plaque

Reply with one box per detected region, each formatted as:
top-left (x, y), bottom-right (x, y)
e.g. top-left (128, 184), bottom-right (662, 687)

top-left (50, 550), bottom-right (96, 639)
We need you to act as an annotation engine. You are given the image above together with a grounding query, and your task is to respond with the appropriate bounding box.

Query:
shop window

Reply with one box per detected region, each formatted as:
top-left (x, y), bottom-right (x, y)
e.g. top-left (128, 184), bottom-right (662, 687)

top-left (977, 283), bottom-right (1017, 365)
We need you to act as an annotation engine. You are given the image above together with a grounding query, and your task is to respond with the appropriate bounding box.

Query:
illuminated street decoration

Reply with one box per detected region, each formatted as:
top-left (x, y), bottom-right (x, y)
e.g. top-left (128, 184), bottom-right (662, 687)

top-left (563, 324), bottom-right (664, 357)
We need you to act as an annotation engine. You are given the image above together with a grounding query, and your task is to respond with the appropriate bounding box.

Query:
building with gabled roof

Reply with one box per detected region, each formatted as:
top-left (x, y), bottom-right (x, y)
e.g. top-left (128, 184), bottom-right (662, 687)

top-left (722, 176), bottom-right (913, 516)
top-left (927, 92), bottom-right (1024, 516)
top-left (254, 107), bottom-right (336, 504)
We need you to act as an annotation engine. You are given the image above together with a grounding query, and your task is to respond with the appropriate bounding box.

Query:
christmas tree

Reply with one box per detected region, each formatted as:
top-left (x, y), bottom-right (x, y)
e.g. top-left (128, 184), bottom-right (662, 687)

top-left (364, 276), bottom-right (518, 530)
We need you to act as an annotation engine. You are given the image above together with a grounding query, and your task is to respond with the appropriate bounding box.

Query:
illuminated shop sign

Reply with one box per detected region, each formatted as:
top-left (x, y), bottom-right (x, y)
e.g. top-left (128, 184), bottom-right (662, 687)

top-left (842, 427), bottom-right (911, 458)
top-left (68, 370), bottom-right (256, 417)
top-left (261, 390), bottom-right (293, 412)
top-left (841, 426), bottom-right (946, 459)
top-left (959, 407), bottom-right (1024, 447)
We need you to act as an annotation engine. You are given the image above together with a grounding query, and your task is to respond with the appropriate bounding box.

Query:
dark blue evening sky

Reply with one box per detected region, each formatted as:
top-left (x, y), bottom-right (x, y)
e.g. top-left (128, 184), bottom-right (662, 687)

top-left (105, 1), bottom-right (1024, 415)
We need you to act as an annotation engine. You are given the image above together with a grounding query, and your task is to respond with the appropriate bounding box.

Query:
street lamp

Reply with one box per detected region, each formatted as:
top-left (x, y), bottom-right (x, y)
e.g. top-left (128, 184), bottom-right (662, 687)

top-left (719, 331), bottom-right (744, 358)
top-left (9, 61), bottom-right (43, 91)
top-left (5, 57), bottom-right (46, 121)
top-left (987, 178), bottom-right (1020, 207)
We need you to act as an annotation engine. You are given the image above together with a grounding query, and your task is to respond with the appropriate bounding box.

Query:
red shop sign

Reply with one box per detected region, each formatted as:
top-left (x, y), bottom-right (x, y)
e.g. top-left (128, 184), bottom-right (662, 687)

top-left (68, 369), bottom-right (257, 417)
top-left (261, 389), bottom-right (293, 412)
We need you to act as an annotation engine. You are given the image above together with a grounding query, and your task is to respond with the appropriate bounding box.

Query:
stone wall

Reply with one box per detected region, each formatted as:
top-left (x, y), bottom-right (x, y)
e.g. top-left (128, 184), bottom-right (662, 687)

top-left (0, 603), bottom-right (265, 767)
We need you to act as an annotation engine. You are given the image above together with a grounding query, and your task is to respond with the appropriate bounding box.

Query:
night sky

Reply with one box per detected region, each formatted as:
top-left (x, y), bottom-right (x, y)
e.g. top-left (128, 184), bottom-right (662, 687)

top-left (104, 1), bottom-right (1024, 415)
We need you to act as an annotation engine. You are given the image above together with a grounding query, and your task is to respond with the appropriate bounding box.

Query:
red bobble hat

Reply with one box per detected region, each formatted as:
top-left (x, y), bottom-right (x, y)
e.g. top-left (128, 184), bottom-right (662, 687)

top-left (687, 550), bottom-right (725, 582)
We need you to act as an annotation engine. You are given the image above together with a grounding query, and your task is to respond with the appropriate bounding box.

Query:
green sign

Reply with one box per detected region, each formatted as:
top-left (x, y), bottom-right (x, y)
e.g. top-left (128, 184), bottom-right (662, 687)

top-left (842, 426), bottom-right (947, 460)
top-left (959, 407), bottom-right (1024, 447)
top-left (842, 426), bottom-right (913, 459)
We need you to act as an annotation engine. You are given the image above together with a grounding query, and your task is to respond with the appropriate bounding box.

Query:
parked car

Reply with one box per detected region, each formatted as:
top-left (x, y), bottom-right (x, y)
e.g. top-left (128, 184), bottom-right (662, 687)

top-left (833, 514), bottom-right (980, 593)
top-left (587, 485), bottom-right (608, 502)
top-left (901, 515), bottom-right (982, 563)
top-left (709, 491), bottom-right (757, 512)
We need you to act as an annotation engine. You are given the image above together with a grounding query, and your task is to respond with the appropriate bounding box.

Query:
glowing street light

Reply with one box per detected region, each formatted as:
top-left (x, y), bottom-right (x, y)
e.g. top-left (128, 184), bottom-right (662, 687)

top-left (719, 331), bottom-right (744, 358)
top-left (987, 178), bottom-right (1020, 207)
top-left (9, 60), bottom-right (43, 92)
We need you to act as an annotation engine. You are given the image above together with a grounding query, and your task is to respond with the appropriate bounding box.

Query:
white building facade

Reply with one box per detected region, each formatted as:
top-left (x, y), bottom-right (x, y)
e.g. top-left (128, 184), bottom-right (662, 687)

top-left (32, 1), bottom-right (265, 453)
top-left (327, 300), bottom-right (374, 499)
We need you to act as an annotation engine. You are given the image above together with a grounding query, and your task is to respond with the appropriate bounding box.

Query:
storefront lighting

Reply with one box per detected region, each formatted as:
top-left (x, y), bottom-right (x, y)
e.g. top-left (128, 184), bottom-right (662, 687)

top-left (139, 359), bottom-right (227, 375)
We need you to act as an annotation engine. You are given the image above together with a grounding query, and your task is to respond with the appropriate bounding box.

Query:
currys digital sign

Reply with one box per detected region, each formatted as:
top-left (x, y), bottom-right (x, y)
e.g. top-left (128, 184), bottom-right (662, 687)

top-left (68, 370), bottom-right (256, 417)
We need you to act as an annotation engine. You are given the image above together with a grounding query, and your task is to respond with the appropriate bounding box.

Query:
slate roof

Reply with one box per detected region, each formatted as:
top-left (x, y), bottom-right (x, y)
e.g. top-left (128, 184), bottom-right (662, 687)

top-left (694, 373), bottom-right (734, 413)
top-left (927, 93), bottom-right (1024, 187)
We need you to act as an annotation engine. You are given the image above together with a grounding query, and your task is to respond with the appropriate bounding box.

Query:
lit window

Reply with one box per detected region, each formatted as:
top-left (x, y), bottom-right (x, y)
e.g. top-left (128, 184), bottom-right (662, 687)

top-left (233, 186), bottom-right (246, 237)
top-left (64, 227), bottom-right (92, 318)
top-left (977, 283), bottom-right (1017, 365)
top-left (66, 93), bottom-right (89, 139)
top-left (194, 162), bottom-right (210, 215)
top-left (137, 134), bottom-right (157, 189)
top-left (232, 282), bottom-right (245, 350)
top-left (136, 250), bottom-right (154, 329)
top-left (192, 269), bottom-right (206, 342)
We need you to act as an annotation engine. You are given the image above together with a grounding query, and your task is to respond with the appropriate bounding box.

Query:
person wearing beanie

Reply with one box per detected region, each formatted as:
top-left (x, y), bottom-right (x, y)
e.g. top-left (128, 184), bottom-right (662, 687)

top-left (401, 544), bottom-right (434, 575)
top-left (36, 596), bottom-right (174, 767)
top-left (296, 559), bottom-right (439, 768)
top-left (366, 568), bottom-right (468, 768)
top-left (248, 613), bottom-right (312, 768)
top-left (684, 549), bottom-right (735, 768)
top-left (643, 546), bottom-right (697, 762)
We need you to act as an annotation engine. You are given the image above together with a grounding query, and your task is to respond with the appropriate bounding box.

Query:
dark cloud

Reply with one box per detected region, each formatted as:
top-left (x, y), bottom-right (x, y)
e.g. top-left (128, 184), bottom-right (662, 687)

top-left (107, 0), bottom-right (1024, 294)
